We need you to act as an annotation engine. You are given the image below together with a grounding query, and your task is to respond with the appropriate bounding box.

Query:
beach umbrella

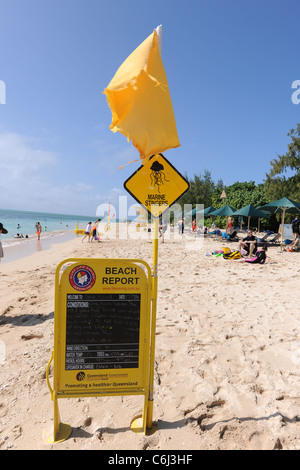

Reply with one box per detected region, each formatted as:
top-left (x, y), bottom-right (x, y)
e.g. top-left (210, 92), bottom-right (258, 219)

top-left (203, 206), bottom-right (217, 216)
top-left (260, 197), bottom-right (300, 214)
top-left (210, 205), bottom-right (236, 217)
top-left (185, 207), bottom-right (202, 217)
top-left (210, 205), bottom-right (236, 231)
top-left (185, 205), bottom-right (217, 217)
top-left (232, 204), bottom-right (270, 230)
top-left (185, 208), bottom-right (196, 216)
top-left (260, 197), bottom-right (300, 248)
top-left (188, 205), bottom-right (217, 217)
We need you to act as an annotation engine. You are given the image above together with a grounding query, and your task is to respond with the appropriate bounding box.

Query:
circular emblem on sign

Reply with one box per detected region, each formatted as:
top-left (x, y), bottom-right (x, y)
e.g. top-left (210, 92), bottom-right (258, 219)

top-left (76, 371), bottom-right (86, 381)
top-left (69, 265), bottom-right (96, 291)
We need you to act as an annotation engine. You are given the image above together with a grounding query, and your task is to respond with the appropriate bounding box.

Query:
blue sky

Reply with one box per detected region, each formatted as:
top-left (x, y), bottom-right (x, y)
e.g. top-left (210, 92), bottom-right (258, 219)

top-left (0, 0), bottom-right (299, 216)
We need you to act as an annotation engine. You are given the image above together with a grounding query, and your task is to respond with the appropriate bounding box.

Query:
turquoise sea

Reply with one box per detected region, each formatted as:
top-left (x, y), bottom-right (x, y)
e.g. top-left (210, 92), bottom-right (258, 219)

top-left (0, 208), bottom-right (96, 244)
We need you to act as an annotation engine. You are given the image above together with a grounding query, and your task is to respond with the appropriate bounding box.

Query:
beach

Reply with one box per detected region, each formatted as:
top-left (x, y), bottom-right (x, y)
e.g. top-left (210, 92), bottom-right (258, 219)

top-left (0, 226), bottom-right (300, 450)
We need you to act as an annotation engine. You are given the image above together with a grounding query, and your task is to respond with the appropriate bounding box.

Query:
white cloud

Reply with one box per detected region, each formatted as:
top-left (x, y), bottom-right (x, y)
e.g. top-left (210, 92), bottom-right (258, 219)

top-left (0, 131), bottom-right (129, 216)
top-left (0, 131), bottom-right (58, 180)
top-left (0, 132), bottom-right (60, 209)
top-left (0, 132), bottom-right (92, 213)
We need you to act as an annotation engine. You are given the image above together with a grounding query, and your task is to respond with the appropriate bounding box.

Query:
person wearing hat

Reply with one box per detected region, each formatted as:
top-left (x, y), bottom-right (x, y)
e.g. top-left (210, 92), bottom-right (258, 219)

top-left (0, 222), bottom-right (8, 262)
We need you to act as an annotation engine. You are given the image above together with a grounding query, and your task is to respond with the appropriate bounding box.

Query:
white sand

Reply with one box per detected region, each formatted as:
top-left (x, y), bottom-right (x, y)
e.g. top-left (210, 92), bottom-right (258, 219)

top-left (0, 227), bottom-right (300, 450)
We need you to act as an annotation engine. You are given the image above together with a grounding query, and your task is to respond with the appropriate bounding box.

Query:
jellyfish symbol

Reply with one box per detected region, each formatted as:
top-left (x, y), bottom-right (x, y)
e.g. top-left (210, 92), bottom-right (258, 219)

top-left (150, 161), bottom-right (170, 193)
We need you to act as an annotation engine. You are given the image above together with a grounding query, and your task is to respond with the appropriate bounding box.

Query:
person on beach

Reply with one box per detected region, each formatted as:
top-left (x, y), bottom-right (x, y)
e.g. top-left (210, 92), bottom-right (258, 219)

top-left (291, 216), bottom-right (300, 241)
top-left (238, 244), bottom-right (267, 264)
top-left (35, 222), bottom-right (42, 240)
top-left (238, 229), bottom-right (257, 257)
top-left (0, 222), bottom-right (8, 262)
top-left (91, 219), bottom-right (101, 242)
top-left (285, 234), bottom-right (300, 251)
top-left (159, 218), bottom-right (167, 242)
top-left (82, 222), bottom-right (92, 242)
top-left (177, 218), bottom-right (184, 234)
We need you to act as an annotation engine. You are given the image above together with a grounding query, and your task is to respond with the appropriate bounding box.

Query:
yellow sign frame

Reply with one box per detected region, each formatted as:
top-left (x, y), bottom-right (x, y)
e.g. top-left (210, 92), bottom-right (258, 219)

top-left (124, 153), bottom-right (190, 218)
top-left (46, 258), bottom-right (152, 443)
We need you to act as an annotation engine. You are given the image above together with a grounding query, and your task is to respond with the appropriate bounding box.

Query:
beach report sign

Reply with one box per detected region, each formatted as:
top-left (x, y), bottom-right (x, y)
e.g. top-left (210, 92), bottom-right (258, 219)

top-left (46, 258), bottom-right (152, 443)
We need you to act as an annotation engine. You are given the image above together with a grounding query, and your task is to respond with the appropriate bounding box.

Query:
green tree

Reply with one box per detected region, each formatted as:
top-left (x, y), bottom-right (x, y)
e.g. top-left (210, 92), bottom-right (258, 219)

top-left (211, 181), bottom-right (270, 210)
top-left (179, 170), bottom-right (222, 209)
top-left (210, 181), bottom-right (272, 229)
top-left (265, 124), bottom-right (300, 201)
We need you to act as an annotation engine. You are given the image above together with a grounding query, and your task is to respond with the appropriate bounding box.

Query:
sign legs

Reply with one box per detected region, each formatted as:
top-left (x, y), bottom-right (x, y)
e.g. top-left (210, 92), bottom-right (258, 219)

top-left (44, 352), bottom-right (72, 444)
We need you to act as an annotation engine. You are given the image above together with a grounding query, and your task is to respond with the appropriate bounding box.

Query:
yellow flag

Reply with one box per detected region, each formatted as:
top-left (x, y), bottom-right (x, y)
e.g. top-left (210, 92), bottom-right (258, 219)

top-left (103, 27), bottom-right (180, 161)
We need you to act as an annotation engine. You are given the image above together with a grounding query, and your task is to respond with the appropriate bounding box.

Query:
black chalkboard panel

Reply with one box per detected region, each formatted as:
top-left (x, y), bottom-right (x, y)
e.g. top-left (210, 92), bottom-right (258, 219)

top-left (65, 293), bottom-right (141, 370)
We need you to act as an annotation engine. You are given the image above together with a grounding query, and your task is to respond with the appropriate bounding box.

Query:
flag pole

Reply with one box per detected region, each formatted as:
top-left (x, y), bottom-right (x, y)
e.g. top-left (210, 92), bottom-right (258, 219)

top-left (147, 216), bottom-right (159, 430)
top-left (149, 31), bottom-right (161, 425)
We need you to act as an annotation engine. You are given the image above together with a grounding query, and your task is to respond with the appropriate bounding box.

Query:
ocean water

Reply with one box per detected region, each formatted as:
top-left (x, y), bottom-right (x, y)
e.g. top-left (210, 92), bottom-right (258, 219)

top-left (0, 208), bottom-right (96, 245)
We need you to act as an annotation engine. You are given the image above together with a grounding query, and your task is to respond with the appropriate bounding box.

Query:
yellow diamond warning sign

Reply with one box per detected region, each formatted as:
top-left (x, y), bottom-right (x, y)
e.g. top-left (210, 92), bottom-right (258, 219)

top-left (124, 154), bottom-right (190, 218)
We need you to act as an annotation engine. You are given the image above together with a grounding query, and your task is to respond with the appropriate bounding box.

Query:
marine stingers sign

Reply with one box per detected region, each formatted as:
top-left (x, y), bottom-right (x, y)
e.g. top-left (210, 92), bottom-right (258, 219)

top-left (46, 257), bottom-right (152, 442)
top-left (124, 154), bottom-right (190, 218)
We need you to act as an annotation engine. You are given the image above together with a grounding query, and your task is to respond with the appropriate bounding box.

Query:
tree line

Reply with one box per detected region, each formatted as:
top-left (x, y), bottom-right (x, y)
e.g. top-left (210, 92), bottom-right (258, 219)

top-left (179, 123), bottom-right (300, 230)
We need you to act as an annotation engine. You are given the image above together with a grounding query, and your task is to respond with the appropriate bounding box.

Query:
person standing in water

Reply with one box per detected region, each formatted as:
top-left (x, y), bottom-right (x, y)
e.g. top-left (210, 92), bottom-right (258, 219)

top-left (35, 222), bottom-right (42, 240)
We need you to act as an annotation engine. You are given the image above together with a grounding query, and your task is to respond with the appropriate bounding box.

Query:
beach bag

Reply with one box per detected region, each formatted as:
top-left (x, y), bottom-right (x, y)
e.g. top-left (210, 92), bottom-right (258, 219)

top-left (223, 250), bottom-right (241, 260)
top-left (222, 247), bottom-right (231, 255)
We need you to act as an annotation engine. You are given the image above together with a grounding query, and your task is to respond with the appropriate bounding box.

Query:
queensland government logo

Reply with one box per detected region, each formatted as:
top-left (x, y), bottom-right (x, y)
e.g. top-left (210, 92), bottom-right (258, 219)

top-left (69, 265), bottom-right (96, 291)
top-left (76, 371), bottom-right (86, 381)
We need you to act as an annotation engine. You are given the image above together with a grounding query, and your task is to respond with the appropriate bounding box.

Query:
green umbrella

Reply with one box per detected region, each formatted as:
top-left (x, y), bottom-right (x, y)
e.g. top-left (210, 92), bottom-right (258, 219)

top-left (210, 205), bottom-right (236, 231)
top-left (203, 206), bottom-right (217, 216)
top-left (260, 197), bottom-right (300, 214)
top-left (185, 207), bottom-right (197, 216)
top-left (194, 205), bottom-right (217, 217)
top-left (210, 205), bottom-right (236, 217)
top-left (232, 204), bottom-right (270, 230)
top-left (186, 205), bottom-right (217, 217)
top-left (260, 197), bottom-right (300, 249)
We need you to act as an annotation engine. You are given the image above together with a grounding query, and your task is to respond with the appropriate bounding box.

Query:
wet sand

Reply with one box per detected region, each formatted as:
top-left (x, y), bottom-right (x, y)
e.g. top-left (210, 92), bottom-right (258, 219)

top-left (1, 231), bottom-right (77, 264)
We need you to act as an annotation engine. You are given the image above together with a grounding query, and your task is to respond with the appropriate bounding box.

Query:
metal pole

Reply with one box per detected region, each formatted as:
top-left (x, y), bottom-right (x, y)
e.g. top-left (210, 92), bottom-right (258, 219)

top-left (146, 217), bottom-right (159, 429)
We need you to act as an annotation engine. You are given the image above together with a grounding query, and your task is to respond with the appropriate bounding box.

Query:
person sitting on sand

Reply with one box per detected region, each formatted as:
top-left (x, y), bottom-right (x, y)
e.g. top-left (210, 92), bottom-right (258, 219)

top-left (238, 244), bottom-right (267, 264)
top-left (285, 234), bottom-right (300, 252)
top-left (238, 230), bottom-right (257, 257)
